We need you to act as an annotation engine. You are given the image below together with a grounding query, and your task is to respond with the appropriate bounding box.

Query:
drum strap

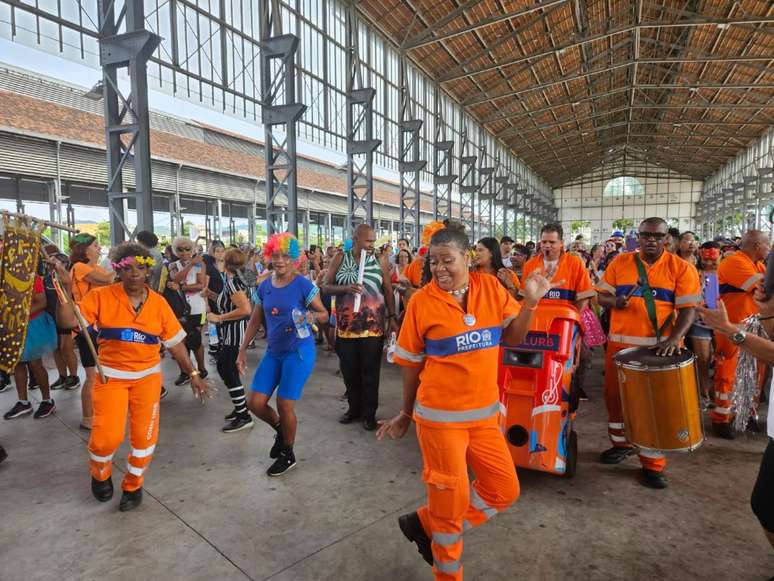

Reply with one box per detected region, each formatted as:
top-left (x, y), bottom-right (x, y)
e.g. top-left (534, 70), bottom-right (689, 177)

top-left (634, 253), bottom-right (673, 338)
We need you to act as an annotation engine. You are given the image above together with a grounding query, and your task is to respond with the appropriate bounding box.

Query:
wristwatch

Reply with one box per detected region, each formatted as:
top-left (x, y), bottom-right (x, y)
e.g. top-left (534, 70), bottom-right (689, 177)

top-left (730, 330), bottom-right (747, 345)
top-left (190, 369), bottom-right (201, 378)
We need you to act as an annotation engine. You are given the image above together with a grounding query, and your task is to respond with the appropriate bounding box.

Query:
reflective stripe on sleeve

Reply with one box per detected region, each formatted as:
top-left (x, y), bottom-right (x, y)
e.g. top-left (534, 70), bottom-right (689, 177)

top-left (610, 434), bottom-right (628, 443)
top-left (741, 273), bottom-right (764, 291)
top-left (716, 392), bottom-right (732, 401)
top-left (596, 281), bottom-right (616, 294)
top-left (675, 294), bottom-right (702, 306)
top-left (432, 532), bottom-right (462, 546)
top-left (131, 445), bottom-right (156, 459)
top-left (126, 464), bottom-right (145, 476)
top-left (90, 452), bottom-right (114, 463)
top-left (102, 364), bottom-right (162, 380)
top-left (414, 401), bottom-right (499, 423)
top-left (163, 329), bottom-right (187, 348)
top-left (713, 406), bottom-right (733, 414)
top-left (394, 345), bottom-right (425, 363)
top-left (434, 560), bottom-right (461, 574)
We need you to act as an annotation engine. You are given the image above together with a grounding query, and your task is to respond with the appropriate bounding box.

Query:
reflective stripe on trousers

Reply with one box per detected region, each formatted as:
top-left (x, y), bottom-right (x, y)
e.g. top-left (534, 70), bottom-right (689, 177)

top-left (415, 417), bottom-right (519, 581)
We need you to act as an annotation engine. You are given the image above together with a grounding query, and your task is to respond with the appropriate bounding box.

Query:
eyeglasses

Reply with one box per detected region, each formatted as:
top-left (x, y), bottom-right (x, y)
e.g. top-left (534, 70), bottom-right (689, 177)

top-left (637, 232), bottom-right (667, 240)
top-left (176, 246), bottom-right (192, 252)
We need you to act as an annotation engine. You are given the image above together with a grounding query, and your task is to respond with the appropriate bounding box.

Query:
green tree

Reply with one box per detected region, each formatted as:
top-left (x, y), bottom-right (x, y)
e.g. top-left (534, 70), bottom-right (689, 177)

top-left (612, 218), bottom-right (634, 232)
top-left (95, 221), bottom-right (111, 246)
top-left (570, 220), bottom-right (591, 234)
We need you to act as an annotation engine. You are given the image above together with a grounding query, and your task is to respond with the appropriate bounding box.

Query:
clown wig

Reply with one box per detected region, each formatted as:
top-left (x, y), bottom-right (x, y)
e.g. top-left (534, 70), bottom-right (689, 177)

top-left (263, 232), bottom-right (306, 266)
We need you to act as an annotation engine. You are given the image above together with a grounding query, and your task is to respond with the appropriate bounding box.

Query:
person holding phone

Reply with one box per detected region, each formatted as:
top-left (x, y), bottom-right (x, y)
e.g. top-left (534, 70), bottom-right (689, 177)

top-left (686, 241), bottom-right (721, 405)
top-left (697, 292), bottom-right (774, 552)
top-left (712, 230), bottom-right (770, 438)
top-left (594, 217), bottom-right (700, 489)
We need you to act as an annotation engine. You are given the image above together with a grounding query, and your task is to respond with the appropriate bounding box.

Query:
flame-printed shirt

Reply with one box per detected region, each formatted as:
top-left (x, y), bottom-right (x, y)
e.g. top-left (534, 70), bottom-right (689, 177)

top-left (334, 250), bottom-right (386, 339)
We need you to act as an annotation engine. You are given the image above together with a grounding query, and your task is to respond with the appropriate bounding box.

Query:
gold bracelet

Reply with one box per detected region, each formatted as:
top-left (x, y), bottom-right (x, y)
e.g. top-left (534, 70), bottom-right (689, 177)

top-left (190, 369), bottom-right (201, 378)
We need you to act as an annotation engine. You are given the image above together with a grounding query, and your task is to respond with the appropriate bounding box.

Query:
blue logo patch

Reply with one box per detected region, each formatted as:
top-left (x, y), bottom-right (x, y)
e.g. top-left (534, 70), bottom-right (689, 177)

top-left (425, 326), bottom-right (502, 357)
top-left (99, 327), bottom-right (160, 345)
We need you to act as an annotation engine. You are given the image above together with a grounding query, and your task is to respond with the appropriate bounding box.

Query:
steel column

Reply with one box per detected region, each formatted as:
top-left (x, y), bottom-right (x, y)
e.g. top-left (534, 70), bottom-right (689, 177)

top-left (433, 85), bottom-right (456, 221)
top-left (458, 123), bottom-right (478, 239)
top-left (98, 0), bottom-right (160, 246)
top-left (345, 6), bottom-right (380, 234)
top-left (260, 0), bottom-right (306, 236)
top-left (398, 55), bottom-right (426, 248)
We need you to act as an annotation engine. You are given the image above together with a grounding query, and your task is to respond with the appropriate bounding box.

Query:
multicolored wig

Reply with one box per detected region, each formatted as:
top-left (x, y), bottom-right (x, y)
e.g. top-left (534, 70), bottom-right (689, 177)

top-left (263, 232), bottom-right (306, 266)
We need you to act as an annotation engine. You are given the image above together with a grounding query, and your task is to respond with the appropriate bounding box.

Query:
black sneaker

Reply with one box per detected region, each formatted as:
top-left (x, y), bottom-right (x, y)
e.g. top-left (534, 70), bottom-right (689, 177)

top-left (712, 422), bottom-right (736, 440)
top-left (222, 414), bottom-right (254, 433)
top-left (160, 386), bottom-right (169, 400)
top-left (578, 387), bottom-right (589, 401)
top-left (398, 512), bottom-right (433, 566)
top-left (28, 377), bottom-right (38, 391)
top-left (63, 376), bottom-right (81, 390)
top-left (50, 376), bottom-right (67, 390)
top-left (339, 410), bottom-right (361, 424)
top-left (0, 445), bottom-right (7, 465)
top-left (641, 468), bottom-right (668, 489)
top-left (4, 401), bottom-right (32, 420)
top-left (224, 409), bottom-right (238, 422)
top-left (199, 369), bottom-right (208, 380)
top-left (91, 476), bottom-right (114, 502)
top-left (0, 376), bottom-right (10, 393)
top-left (599, 446), bottom-right (635, 464)
top-left (269, 425), bottom-right (284, 459)
top-left (267, 448), bottom-right (296, 477)
top-left (174, 373), bottom-right (190, 386)
top-left (363, 416), bottom-right (378, 431)
top-left (33, 400), bottom-right (56, 419)
top-left (119, 488), bottom-right (143, 512)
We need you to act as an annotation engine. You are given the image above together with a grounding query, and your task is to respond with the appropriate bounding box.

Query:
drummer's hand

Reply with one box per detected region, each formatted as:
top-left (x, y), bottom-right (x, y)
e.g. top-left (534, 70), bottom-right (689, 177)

top-left (653, 336), bottom-right (681, 357)
top-left (614, 296), bottom-right (629, 309)
top-left (376, 413), bottom-right (411, 441)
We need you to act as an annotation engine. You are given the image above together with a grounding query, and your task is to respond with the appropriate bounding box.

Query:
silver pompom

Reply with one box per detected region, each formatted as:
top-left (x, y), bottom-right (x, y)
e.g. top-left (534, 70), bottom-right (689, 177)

top-left (732, 315), bottom-right (766, 433)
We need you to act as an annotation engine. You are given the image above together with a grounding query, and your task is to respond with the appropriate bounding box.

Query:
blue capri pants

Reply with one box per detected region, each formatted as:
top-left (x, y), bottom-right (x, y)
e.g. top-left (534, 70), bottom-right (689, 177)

top-left (250, 342), bottom-right (316, 401)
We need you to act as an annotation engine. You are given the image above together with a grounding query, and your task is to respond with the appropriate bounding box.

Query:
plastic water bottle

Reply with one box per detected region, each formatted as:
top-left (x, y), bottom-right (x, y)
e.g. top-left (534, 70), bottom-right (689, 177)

top-left (292, 308), bottom-right (311, 338)
top-left (208, 324), bottom-right (219, 346)
top-left (386, 332), bottom-right (397, 363)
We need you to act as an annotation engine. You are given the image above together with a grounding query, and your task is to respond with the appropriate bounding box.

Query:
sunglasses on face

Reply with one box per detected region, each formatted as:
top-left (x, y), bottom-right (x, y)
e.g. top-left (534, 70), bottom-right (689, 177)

top-left (637, 232), bottom-right (667, 240)
top-left (176, 246), bottom-right (192, 252)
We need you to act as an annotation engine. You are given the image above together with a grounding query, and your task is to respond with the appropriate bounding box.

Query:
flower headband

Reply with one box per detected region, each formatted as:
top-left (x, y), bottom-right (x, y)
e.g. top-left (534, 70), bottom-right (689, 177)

top-left (111, 255), bottom-right (156, 270)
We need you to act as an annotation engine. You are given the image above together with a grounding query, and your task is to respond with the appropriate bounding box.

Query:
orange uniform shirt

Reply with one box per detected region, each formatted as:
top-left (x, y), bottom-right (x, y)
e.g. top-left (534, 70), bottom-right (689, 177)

top-left (718, 251), bottom-right (765, 323)
top-left (596, 251), bottom-right (700, 345)
top-left (394, 272), bottom-right (521, 428)
top-left (520, 252), bottom-right (595, 308)
top-left (72, 262), bottom-right (112, 302)
top-left (78, 283), bottom-right (186, 378)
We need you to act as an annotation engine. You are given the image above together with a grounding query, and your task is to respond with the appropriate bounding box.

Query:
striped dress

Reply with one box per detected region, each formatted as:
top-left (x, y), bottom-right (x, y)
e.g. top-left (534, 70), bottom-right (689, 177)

top-left (335, 250), bottom-right (386, 339)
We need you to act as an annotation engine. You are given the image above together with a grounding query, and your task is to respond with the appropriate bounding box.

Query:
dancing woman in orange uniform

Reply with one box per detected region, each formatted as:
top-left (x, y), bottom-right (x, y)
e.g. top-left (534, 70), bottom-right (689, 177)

top-left (377, 222), bottom-right (557, 581)
top-left (78, 244), bottom-right (214, 511)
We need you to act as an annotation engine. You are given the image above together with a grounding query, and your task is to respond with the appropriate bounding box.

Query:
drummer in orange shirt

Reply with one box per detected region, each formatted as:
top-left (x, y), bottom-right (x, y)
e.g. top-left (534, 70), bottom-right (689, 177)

top-left (595, 217), bottom-right (700, 489)
top-left (711, 230), bottom-right (769, 438)
top-left (377, 221), bottom-right (559, 580)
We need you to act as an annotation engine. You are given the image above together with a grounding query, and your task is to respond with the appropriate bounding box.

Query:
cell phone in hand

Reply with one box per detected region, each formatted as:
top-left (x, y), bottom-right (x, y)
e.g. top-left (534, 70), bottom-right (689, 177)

top-left (703, 273), bottom-right (719, 309)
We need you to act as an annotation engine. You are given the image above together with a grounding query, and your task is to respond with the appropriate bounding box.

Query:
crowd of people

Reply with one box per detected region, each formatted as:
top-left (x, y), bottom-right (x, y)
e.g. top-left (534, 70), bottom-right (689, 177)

top-left (0, 217), bottom-right (771, 580)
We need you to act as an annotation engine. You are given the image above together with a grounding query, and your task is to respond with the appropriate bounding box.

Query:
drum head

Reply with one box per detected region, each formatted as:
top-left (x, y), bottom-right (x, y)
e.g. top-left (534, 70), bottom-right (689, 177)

top-left (614, 346), bottom-right (694, 369)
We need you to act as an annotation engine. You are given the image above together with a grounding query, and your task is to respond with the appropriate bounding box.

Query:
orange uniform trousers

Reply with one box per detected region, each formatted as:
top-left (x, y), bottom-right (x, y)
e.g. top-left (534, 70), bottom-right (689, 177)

top-left (88, 373), bottom-right (161, 492)
top-left (711, 334), bottom-right (767, 424)
top-left (604, 342), bottom-right (666, 472)
top-left (415, 416), bottom-right (519, 581)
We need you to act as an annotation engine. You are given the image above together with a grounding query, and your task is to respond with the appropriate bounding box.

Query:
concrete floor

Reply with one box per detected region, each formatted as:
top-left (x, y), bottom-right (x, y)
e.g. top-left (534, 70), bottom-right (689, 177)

top-left (0, 344), bottom-right (772, 581)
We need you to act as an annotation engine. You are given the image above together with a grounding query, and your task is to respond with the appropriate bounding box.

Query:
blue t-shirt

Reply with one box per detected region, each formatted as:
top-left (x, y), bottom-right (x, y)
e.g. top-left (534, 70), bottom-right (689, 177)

top-left (254, 274), bottom-right (319, 354)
